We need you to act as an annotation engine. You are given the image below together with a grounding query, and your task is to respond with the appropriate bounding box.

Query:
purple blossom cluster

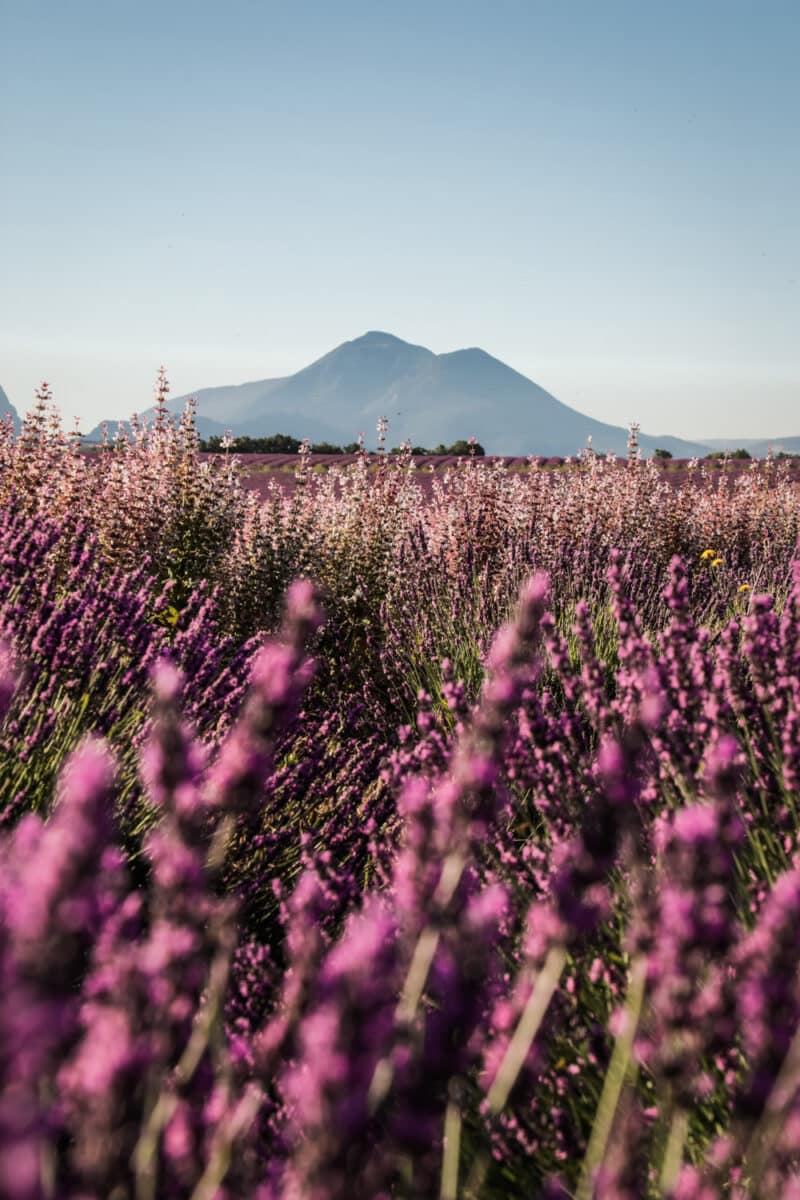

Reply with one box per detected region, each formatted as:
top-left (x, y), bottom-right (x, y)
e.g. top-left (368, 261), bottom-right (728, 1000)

top-left (0, 501), bottom-right (257, 830)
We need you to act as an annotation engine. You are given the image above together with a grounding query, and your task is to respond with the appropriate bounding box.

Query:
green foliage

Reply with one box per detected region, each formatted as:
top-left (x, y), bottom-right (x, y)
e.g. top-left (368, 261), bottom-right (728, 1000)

top-left (448, 438), bottom-right (486, 456)
top-left (429, 439), bottom-right (486, 455)
top-left (202, 433), bottom-right (302, 453)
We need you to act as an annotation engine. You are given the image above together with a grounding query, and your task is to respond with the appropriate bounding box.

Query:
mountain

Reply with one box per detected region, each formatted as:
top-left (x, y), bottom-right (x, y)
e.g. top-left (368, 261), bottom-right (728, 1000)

top-left (0, 387), bottom-right (22, 435)
top-left (87, 332), bottom-right (712, 458)
top-left (95, 412), bottom-right (232, 443)
top-left (90, 376), bottom-right (348, 447)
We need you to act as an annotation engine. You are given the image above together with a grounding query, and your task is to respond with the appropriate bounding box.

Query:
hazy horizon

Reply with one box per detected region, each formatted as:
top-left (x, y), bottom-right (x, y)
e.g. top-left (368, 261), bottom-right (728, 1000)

top-left (2, 1), bottom-right (798, 439)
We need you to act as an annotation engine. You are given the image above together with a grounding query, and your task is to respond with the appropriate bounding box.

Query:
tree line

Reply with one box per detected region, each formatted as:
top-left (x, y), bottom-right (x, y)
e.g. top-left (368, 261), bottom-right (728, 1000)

top-left (200, 434), bottom-right (486, 455)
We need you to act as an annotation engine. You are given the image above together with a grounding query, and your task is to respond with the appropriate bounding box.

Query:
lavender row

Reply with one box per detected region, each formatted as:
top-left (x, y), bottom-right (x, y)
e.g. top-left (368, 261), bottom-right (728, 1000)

top-left (3, 385), bottom-right (799, 659)
top-left (3, 547), bottom-right (800, 1195)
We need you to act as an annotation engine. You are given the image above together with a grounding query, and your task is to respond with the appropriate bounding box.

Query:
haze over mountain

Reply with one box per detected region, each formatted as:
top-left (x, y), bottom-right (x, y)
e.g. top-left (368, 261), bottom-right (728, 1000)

top-left (87, 332), bottom-right (716, 458)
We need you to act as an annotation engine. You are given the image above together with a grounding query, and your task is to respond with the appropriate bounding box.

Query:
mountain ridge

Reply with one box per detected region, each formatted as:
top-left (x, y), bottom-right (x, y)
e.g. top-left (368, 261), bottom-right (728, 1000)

top-left (85, 331), bottom-right (714, 458)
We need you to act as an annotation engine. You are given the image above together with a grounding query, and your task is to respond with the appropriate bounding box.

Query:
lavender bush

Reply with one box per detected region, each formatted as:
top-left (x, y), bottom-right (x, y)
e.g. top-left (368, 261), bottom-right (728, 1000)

top-left (3, 382), bottom-right (800, 1196)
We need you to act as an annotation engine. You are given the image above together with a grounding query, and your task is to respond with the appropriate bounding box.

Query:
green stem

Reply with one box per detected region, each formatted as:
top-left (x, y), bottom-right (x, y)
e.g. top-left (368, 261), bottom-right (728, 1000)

top-left (440, 1099), bottom-right (462, 1200)
top-left (659, 1107), bottom-right (689, 1194)
top-left (369, 850), bottom-right (467, 1112)
top-left (575, 956), bottom-right (647, 1200)
top-left (744, 1017), bottom-right (800, 1189)
top-left (133, 932), bottom-right (235, 1200)
top-left (463, 943), bottom-right (568, 1200)
top-left (486, 943), bottom-right (568, 1114)
top-left (189, 1084), bottom-right (263, 1200)
top-left (462, 1153), bottom-right (489, 1200)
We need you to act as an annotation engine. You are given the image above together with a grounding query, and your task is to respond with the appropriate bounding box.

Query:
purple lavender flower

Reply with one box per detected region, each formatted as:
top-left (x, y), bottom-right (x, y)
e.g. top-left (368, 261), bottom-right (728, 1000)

top-left (206, 581), bottom-right (322, 819)
top-left (734, 867), bottom-right (800, 1122)
top-left (641, 737), bottom-right (744, 1116)
top-left (388, 884), bottom-right (508, 1191)
top-left (0, 738), bottom-right (117, 1199)
top-left (280, 901), bottom-right (399, 1200)
top-left (0, 640), bottom-right (18, 719)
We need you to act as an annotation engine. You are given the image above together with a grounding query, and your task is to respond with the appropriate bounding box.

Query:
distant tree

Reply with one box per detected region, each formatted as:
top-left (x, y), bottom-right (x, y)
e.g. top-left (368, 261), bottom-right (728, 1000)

top-left (448, 439), bottom-right (486, 456)
top-left (202, 434), bottom-right (491, 457)
top-left (201, 433), bottom-right (302, 453)
top-left (704, 449), bottom-right (752, 461)
top-left (653, 448), bottom-right (673, 460)
top-left (200, 436), bottom-right (224, 452)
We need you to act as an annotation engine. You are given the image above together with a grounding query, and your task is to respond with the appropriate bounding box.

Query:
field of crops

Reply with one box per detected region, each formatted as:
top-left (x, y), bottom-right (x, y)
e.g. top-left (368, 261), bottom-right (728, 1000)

top-left (4, 386), bottom-right (800, 1198)
top-left (207, 452), bottom-right (800, 502)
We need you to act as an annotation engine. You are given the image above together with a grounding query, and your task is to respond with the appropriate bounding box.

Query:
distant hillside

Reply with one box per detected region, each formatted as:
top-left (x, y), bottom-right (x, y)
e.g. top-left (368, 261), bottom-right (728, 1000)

top-left (704, 436), bottom-right (800, 458)
top-left (88, 332), bottom-right (713, 457)
top-left (93, 413), bottom-right (231, 443)
top-left (0, 387), bottom-right (22, 435)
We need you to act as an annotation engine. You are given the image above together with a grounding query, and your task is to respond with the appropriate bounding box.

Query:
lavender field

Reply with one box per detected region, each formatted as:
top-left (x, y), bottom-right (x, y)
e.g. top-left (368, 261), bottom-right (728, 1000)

top-left (218, 452), bottom-right (800, 503)
top-left (4, 384), bottom-right (800, 1199)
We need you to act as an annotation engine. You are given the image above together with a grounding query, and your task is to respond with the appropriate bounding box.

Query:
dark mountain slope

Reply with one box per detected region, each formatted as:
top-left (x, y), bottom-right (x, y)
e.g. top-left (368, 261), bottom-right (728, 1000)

top-left (0, 387), bottom-right (22, 435)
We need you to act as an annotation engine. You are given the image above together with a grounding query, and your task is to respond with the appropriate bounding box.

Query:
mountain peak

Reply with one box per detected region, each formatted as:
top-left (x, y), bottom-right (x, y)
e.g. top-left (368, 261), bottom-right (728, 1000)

top-left (347, 330), bottom-right (423, 353)
top-left (356, 330), bottom-right (406, 343)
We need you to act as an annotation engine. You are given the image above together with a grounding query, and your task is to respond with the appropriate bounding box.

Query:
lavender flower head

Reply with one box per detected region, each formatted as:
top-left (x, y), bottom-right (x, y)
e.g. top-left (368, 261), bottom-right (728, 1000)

top-left (206, 581), bottom-right (323, 817)
top-left (0, 640), bottom-right (19, 720)
top-left (0, 738), bottom-right (117, 1200)
top-left (281, 900), bottom-right (399, 1200)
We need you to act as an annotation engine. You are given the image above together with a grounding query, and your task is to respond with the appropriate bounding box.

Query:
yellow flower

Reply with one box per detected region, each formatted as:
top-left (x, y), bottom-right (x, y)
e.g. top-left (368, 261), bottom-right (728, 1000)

top-left (711, 557), bottom-right (723, 568)
top-left (738, 583), bottom-right (751, 593)
top-left (164, 605), bottom-right (180, 626)
top-left (700, 548), bottom-right (716, 560)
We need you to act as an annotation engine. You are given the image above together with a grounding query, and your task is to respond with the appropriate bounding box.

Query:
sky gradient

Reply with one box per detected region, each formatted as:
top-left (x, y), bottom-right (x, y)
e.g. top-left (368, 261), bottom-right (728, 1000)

top-left (2, 0), bottom-right (798, 440)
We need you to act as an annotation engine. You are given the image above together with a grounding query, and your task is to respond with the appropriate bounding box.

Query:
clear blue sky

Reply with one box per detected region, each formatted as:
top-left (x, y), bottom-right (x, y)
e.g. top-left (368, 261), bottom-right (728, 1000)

top-left (2, 0), bottom-right (798, 439)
